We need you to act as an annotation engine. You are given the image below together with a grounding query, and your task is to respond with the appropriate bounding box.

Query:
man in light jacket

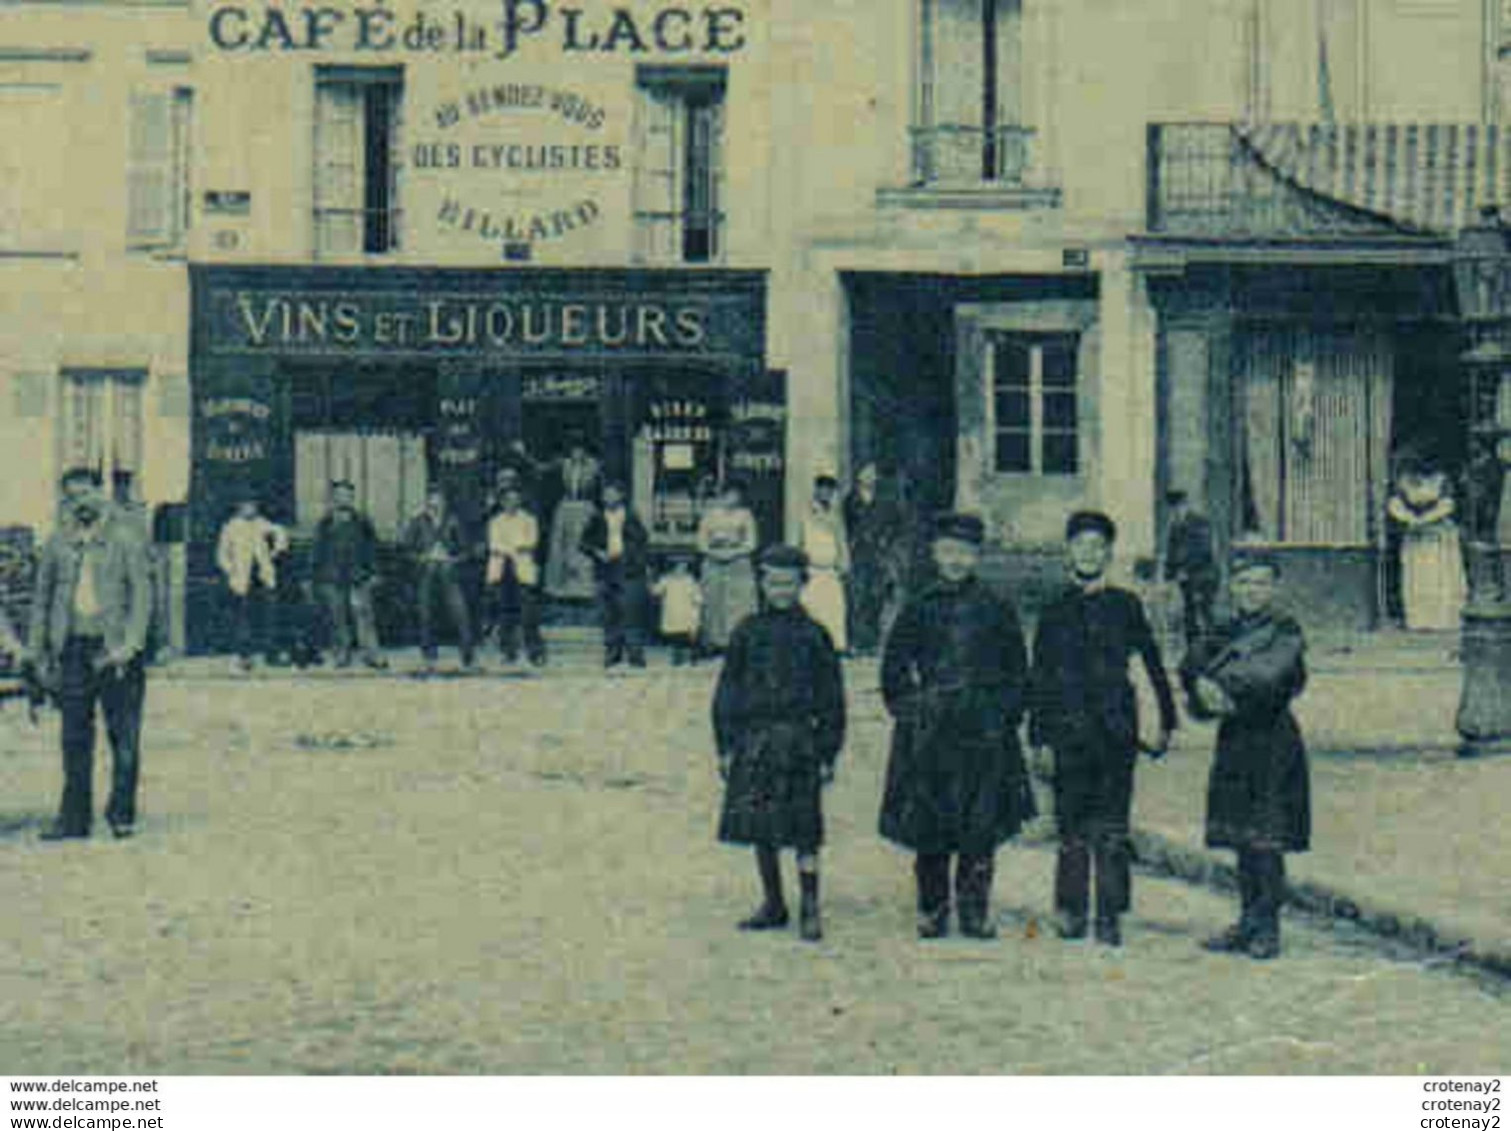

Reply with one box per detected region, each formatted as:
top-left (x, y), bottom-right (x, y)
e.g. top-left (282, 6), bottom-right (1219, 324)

top-left (216, 494), bottom-right (288, 671)
top-left (487, 483), bottom-right (546, 666)
top-left (28, 467), bottom-right (152, 840)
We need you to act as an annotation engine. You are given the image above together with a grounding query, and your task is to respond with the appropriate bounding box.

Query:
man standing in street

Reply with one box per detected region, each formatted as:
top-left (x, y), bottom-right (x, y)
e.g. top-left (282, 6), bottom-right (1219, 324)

top-left (1164, 489), bottom-right (1218, 647)
top-left (580, 481), bottom-right (650, 668)
top-left (487, 482), bottom-right (547, 667)
top-left (27, 467), bottom-right (152, 840)
top-left (1029, 511), bottom-right (1178, 947)
top-left (404, 487), bottom-right (476, 672)
top-left (216, 493), bottom-right (288, 672)
top-left (313, 480), bottom-right (386, 669)
top-left (878, 512), bottom-right (1035, 940)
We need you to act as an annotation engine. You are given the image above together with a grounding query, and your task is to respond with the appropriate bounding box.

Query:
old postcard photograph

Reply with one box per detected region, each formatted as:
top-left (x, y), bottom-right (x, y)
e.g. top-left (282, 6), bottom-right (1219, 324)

top-left (0, 0), bottom-right (1508, 1096)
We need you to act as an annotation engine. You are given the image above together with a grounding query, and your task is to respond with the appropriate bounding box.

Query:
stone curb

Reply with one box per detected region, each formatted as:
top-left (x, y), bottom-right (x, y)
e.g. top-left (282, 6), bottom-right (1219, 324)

top-left (1128, 826), bottom-right (1511, 982)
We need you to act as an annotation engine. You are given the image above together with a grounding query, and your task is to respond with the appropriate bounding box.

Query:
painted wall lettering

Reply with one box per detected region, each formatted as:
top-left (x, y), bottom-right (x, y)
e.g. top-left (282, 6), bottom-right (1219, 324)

top-left (208, 3), bottom-right (749, 57)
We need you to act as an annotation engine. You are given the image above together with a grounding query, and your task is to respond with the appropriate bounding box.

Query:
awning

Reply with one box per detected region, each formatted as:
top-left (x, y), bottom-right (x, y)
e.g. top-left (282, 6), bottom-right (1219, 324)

top-left (1239, 122), bottom-right (1511, 236)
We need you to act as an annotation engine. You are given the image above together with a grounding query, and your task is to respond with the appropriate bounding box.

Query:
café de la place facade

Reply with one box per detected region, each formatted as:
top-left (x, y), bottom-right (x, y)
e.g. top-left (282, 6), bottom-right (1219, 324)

top-left (4, 0), bottom-right (1511, 650)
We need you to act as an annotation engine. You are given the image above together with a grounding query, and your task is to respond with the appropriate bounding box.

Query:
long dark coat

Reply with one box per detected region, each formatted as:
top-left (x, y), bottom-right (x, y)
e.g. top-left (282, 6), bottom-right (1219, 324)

top-left (878, 577), bottom-right (1034, 855)
top-left (1028, 584), bottom-right (1178, 836)
top-left (1180, 611), bottom-right (1310, 852)
top-left (713, 606), bottom-right (845, 850)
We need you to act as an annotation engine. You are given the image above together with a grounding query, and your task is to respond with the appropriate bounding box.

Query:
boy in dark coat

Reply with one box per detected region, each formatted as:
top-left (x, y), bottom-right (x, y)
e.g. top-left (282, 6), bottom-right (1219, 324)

top-left (1029, 510), bottom-right (1177, 947)
top-left (579, 481), bottom-right (650, 668)
top-left (879, 512), bottom-right (1034, 940)
top-left (713, 544), bottom-right (846, 942)
top-left (1180, 552), bottom-right (1309, 960)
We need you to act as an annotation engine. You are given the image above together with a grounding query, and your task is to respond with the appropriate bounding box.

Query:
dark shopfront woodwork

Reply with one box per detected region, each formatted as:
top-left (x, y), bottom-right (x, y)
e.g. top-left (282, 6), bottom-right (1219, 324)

top-left (187, 265), bottom-right (772, 654)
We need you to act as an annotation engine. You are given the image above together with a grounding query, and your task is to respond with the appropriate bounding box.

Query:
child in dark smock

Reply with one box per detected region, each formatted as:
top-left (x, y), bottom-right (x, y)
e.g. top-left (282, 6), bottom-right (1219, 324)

top-left (1180, 551), bottom-right (1310, 961)
top-left (712, 544), bottom-right (846, 942)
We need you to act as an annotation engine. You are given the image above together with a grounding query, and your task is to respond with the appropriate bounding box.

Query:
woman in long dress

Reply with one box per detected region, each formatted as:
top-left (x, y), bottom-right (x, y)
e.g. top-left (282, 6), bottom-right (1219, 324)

top-left (524, 439), bottom-right (600, 601)
top-left (1387, 466), bottom-right (1466, 631)
top-left (697, 483), bottom-right (760, 651)
top-left (800, 474), bottom-right (849, 653)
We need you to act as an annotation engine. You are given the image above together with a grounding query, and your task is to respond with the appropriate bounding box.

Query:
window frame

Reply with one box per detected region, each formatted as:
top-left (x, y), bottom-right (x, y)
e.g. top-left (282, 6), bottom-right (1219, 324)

top-left (56, 368), bottom-right (147, 484)
top-left (913, 0), bottom-right (1028, 186)
top-left (312, 65), bottom-right (404, 258)
top-left (632, 64), bottom-right (727, 266)
top-left (986, 330), bottom-right (1081, 478)
top-left (126, 84), bottom-right (193, 254)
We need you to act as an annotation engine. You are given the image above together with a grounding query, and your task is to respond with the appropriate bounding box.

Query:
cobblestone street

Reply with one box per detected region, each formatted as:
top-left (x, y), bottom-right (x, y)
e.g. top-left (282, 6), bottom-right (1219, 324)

top-left (1, 659), bottom-right (1506, 1075)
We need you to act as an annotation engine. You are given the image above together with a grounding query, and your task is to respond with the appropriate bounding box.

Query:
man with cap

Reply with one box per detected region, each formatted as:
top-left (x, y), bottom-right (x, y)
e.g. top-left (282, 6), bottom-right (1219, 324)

top-left (1179, 550), bottom-right (1309, 960)
top-left (879, 512), bottom-right (1034, 940)
top-left (1028, 510), bottom-right (1177, 946)
top-left (713, 543), bottom-right (846, 942)
top-left (312, 480), bottom-right (386, 669)
top-left (1163, 489), bottom-right (1218, 647)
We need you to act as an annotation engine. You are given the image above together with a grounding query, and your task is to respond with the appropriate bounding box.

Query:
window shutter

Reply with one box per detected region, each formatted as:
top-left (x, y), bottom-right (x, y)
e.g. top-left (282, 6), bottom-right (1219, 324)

top-left (635, 86), bottom-right (680, 262)
top-left (314, 81), bottom-right (364, 256)
top-left (707, 98), bottom-right (725, 258)
top-left (127, 89), bottom-right (173, 246)
top-left (994, 0), bottom-right (1024, 127)
top-left (170, 88), bottom-right (194, 246)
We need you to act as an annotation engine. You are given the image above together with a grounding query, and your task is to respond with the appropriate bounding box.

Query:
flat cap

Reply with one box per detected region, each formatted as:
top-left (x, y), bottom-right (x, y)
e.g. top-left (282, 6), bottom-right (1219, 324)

top-left (1066, 510), bottom-right (1117, 542)
top-left (932, 512), bottom-right (986, 545)
top-left (1229, 548), bottom-right (1282, 578)
top-left (758, 543), bottom-right (808, 571)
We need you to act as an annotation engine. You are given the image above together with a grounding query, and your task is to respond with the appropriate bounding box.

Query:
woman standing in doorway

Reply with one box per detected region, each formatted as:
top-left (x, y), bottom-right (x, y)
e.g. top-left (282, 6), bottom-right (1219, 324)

top-left (513, 435), bottom-right (601, 602)
top-left (1387, 461), bottom-right (1466, 631)
top-left (697, 482), bottom-right (760, 653)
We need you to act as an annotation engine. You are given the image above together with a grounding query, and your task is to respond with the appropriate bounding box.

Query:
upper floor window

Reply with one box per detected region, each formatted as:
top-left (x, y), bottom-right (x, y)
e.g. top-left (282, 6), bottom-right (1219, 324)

top-left (127, 86), bottom-right (193, 253)
top-left (988, 331), bottom-right (1078, 475)
top-left (633, 65), bottom-right (725, 265)
top-left (915, 0), bottom-right (1027, 185)
top-left (313, 66), bottom-right (402, 257)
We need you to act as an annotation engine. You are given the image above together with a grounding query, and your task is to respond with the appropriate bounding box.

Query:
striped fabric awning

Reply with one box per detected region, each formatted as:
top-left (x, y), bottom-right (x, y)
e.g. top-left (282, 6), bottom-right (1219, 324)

top-left (1239, 122), bottom-right (1511, 236)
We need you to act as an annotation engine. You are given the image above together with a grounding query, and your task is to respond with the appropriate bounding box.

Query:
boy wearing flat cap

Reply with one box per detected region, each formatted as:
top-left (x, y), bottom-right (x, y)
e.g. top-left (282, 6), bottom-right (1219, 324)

top-left (1028, 510), bottom-right (1177, 946)
top-left (879, 512), bottom-right (1034, 939)
top-left (1179, 552), bottom-right (1309, 960)
top-left (713, 544), bottom-right (846, 942)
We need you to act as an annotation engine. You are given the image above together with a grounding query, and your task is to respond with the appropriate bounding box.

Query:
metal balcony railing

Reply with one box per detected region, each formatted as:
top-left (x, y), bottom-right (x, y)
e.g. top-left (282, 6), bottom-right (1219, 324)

top-left (313, 207), bottom-right (402, 257)
top-left (910, 123), bottom-right (1036, 187)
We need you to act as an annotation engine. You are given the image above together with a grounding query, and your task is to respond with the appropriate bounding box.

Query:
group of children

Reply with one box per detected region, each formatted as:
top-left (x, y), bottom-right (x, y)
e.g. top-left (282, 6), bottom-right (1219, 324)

top-left (712, 508), bottom-right (1310, 960)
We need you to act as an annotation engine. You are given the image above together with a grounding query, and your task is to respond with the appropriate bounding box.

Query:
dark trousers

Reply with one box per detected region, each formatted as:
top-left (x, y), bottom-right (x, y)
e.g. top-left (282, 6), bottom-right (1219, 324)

top-left (1053, 743), bottom-right (1135, 921)
top-left (57, 637), bottom-right (146, 833)
top-left (417, 564), bottom-right (475, 662)
top-left (493, 568), bottom-right (544, 661)
top-left (230, 586), bottom-right (275, 661)
top-left (1237, 848), bottom-right (1285, 941)
top-left (667, 631), bottom-right (695, 665)
top-left (915, 852), bottom-right (995, 927)
top-left (598, 562), bottom-right (646, 660)
top-left (319, 580), bottom-right (381, 662)
top-left (1054, 835), bottom-right (1130, 922)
